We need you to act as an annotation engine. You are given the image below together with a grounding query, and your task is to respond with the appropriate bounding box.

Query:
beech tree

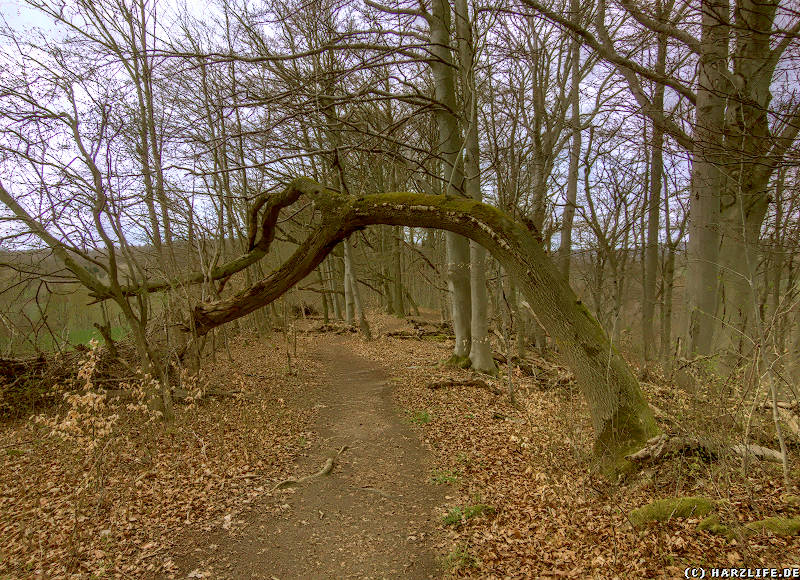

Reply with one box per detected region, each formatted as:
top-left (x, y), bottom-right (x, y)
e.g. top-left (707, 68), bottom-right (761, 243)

top-left (181, 178), bottom-right (659, 464)
top-left (5, 0), bottom-right (800, 469)
top-left (523, 0), bottom-right (800, 366)
top-left (0, 0), bottom-right (183, 417)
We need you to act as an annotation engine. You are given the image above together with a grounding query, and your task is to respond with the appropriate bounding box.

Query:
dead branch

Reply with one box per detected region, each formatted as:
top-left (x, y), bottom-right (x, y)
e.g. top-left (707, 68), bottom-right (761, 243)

top-left (760, 402), bottom-right (800, 437)
top-left (626, 434), bottom-right (784, 464)
top-left (428, 378), bottom-right (502, 395)
top-left (103, 385), bottom-right (255, 404)
top-left (271, 446), bottom-right (349, 492)
top-left (493, 353), bottom-right (539, 377)
top-left (306, 323), bottom-right (358, 335)
top-left (384, 330), bottom-right (420, 339)
top-left (729, 444), bottom-right (785, 463)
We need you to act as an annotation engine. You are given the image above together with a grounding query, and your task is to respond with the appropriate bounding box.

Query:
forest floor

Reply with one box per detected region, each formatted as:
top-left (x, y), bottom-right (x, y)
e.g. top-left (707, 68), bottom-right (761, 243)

top-left (1, 311), bottom-right (799, 578)
top-left (170, 332), bottom-right (447, 579)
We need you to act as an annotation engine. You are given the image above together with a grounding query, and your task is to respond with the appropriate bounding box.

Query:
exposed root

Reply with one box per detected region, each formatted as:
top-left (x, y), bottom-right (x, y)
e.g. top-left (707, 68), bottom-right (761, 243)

top-left (271, 446), bottom-right (349, 492)
top-left (626, 434), bottom-right (784, 464)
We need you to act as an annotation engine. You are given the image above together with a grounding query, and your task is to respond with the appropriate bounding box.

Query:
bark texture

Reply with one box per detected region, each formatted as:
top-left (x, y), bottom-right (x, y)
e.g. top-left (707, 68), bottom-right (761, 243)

top-left (643, 10), bottom-right (666, 363)
top-left (455, 0), bottom-right (496, 374)
top-left (557, 0), bottom-right (582, 281)
top-left (430, 0), bottom-right (472, 360)
top-left (686, 0), bottom-right (728, 356)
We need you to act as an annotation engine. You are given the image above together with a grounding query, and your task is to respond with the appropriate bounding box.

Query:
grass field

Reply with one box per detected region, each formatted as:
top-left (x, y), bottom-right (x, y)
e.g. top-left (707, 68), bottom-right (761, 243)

top-left (66, 325), bottom-right (128, 346)
top-left (0, 325), bottom-right (129, 354)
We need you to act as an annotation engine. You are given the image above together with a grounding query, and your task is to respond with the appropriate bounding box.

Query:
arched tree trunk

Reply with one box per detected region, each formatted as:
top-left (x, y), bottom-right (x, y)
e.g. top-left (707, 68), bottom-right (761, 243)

top-left (190, 178), bottom-right (659, 467)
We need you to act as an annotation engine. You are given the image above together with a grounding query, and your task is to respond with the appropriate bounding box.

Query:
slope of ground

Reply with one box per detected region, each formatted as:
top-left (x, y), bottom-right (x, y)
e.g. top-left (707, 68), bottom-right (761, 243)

top-left (1, 312), bottom-right (798, 579)
top-left (355, 313), bottom-right (800, 578)
top-left (0, 334), bottom-right (324, 578)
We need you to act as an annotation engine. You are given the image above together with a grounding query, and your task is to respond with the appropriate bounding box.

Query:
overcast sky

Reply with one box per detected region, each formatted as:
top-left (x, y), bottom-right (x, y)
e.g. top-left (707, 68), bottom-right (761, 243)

top-left (0, 0), bottom-right (51, 29)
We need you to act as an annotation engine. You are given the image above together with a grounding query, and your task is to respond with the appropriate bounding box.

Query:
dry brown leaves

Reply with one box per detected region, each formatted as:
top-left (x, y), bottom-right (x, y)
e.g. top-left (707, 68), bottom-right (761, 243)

top-left (0, 334), bottom-right (323, 579)
top-left (2, 312), bottom-right (798, 579)
top-left (353, 312), bottom-right (800, 579)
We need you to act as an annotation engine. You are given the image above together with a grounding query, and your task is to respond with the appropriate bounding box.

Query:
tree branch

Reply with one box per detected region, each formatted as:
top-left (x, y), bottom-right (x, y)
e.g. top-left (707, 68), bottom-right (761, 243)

top-left (618, 0), bottom-right (701, 53)
top-left (0, 181), bottom-right (111, 299)
top-left (521, 0), bottom-right (697, 106)
top-left (189, 178), bottom-right (659, 464)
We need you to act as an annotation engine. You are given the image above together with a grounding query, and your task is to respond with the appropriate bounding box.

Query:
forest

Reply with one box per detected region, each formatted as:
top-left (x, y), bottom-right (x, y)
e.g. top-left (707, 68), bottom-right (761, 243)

top-left (0, 0), bottom-right (799, 577)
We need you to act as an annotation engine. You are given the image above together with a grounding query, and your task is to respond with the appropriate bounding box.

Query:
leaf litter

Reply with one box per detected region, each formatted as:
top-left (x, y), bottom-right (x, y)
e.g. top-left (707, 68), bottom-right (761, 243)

top-left (1, 334), bottom-right (322, 578)
top-left (355, 313), bottom-right (800, 578)
top-left (1, 313), bottom-right (798, 578)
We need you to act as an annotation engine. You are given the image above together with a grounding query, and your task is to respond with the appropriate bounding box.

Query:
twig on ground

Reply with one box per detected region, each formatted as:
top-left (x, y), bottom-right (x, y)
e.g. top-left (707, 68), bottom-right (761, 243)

top-left (427, 378), bottom-right (502, 395)
top-left (270, 446), bottom-right (349, 492)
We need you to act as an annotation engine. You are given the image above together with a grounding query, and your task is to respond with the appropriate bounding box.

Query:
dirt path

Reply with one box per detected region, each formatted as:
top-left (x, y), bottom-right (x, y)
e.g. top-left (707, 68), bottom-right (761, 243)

top-left (175, 335), bottom-right (446, 579)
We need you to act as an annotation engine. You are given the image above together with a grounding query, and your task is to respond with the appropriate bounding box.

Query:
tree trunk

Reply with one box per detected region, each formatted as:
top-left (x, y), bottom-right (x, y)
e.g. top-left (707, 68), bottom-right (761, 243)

top-left (558, 0), bottom-right (582, 281)
top-left (643, 10), bottom-right (666, 363)
top-left (469, 242), bottom-right (495, 371)
top-left (343, 238), bottom-right (372, 339)
top-left (660, 180), bottom-right (677, 366)
top-left (317, 266), bottom-right (330, 324)
top-left (343, 240), bottom-right (355, 325)
top-left (712, 0), bottom-right (777, 370)
top-left (446, 233), bottom-right (472, 359)
top-left (661, 243), bottom-right (676, 367)
top-left (381, 226), bottom-right (395, 315)
top-left (455, 0), bottom-right (495, 373)
top-left (685, 0), bottom-right (729, 356)
top-left (768, 169), bottom-right (786, 351)
top-left (430, 0), bottom-right (472, 363)
top-left (327, 257), bottom-right (343, 320)
top-left (392, 226), bottom-right (405, 316)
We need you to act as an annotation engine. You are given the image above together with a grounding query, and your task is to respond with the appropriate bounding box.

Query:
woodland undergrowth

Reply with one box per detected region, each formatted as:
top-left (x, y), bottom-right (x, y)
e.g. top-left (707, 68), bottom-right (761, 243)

top-left (0, 313), bottom-right (798, 578)
top-left (357, 313), bottom-right (800, 578)
top-left (0, 335), bottom-right (321, 578)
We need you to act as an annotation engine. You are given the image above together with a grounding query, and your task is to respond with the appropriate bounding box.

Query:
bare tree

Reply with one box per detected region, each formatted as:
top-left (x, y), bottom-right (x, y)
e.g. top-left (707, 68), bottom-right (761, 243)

top-left (522, 0), bottom-right (800, 367)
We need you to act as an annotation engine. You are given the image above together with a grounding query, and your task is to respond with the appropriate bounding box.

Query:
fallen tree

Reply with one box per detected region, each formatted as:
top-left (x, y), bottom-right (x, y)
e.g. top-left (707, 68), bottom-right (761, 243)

top-left (187, 178), bottom-right (659, 468)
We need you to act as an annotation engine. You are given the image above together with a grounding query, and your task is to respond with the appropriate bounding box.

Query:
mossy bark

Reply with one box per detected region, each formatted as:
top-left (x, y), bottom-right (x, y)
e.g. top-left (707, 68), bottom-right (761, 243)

top-left (191, 179), bottom-right (660, 466)
top-left (629, 496), bottom-right (716, 527)
top-left (743, 517), bottom-right (800, 537)
top-left (443, 354), bottom-right (472, 369)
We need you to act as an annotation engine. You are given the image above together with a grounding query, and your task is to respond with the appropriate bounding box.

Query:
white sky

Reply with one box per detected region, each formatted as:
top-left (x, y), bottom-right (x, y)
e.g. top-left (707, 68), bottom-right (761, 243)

top-left (0, 0), bottom-right (211, 37)
top-left (0, 0), bottom-right (52, 29)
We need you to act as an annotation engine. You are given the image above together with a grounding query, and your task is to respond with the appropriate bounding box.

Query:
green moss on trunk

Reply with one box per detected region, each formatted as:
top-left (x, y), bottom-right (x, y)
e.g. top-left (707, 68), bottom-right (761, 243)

top-left (594, 404), bottom-right (660, 475)
top-left (743, 517), bottom-right (800, 537)
top-left (443, 354), bottom-right (471, 369)
top-left (191, 182), bottom-right (661, 471)
top-left (629, 496), bottom-right (716, 527)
